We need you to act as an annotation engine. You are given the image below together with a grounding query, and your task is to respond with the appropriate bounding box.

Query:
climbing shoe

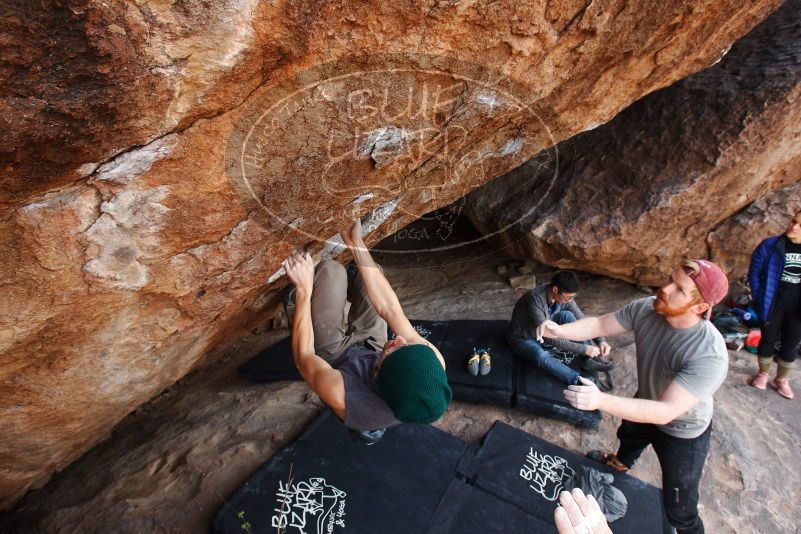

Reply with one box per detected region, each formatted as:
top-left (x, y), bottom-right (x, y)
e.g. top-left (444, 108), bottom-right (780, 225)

top-left (581, 357), bottom-right (615, 372)
top-left (579, 372), bottom-right (613, 392)
top-left (479, 350), bottom-right (492, 376)
top-left (587, 450), bottom-right (629, 472)
top-left (467, 350), bottom-right (480, 377)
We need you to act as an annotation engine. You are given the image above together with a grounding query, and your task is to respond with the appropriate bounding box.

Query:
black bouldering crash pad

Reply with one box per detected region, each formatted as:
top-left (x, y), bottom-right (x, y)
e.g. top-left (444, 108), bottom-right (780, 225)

top-left (435, 320), bottom-right (516, 407)
top-left (213, 410), bottom-right (468, 534)
top-left (238, 319), bottom-right (602, 428)
top-left (238, 320), bottom-right (450, 383)
top-left (456, 421), bottom-right (673, 533)
top-left (238, 335), bottom-right (302, 382)
top-left (389, 319), bottom-right (451, 348)
top-left (425, 478), bottom-right (555, 533)
top-left (392, 319), bottom-right (515, 405)
top-left (215, 410), bottom-right (675, 533)
top-left (515, 352), bottom-right (602, 428)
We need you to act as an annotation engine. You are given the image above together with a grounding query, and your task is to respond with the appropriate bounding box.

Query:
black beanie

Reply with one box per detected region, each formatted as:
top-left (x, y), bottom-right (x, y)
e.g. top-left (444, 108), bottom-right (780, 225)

top-left (551, 270), bottom-right (579, 293)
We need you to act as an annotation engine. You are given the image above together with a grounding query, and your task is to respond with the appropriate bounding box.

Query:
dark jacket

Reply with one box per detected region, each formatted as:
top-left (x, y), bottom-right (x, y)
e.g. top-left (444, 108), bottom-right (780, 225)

top-left (508, 283), bottom-right (604, 355)
top-left (748, 235), bottom-right (786, 323)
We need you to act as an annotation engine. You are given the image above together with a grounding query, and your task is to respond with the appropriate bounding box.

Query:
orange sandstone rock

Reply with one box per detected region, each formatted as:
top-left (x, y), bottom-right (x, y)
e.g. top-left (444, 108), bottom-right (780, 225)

top-left (466, 0), bottom-right (801, 285)
top-left (0, 0), bottom-right (782, 508)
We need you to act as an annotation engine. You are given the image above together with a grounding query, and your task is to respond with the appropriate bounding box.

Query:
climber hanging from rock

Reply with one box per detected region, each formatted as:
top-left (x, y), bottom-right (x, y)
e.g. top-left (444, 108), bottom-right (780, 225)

top-left (281, 219), bottom-right (452, 445)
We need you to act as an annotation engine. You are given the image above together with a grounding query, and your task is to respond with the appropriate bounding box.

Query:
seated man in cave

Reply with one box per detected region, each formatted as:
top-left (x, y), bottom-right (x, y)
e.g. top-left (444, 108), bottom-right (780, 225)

top-left (507, 270), bottom-right (612, 385)
top-left (282, 220), bottom-right (452, 445)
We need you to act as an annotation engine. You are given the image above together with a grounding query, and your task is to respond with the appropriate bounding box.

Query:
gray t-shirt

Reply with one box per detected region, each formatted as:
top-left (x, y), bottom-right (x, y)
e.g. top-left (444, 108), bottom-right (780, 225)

top-left (333, 344), bottom-right (400, 431)
top-left (614, 297), bottom-right (728, 439)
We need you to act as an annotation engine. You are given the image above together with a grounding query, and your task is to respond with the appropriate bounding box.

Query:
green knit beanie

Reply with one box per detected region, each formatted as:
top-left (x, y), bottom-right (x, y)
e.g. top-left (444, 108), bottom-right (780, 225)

top-left (376, 343), bottom-right (452, 424)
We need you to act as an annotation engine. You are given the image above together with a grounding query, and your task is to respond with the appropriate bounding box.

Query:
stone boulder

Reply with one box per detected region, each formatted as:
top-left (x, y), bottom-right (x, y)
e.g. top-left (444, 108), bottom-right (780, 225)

top-left (709, 182), bottom-right (801, 280)
top-left (0, 0), bottom-right (781, 508)
top-left (466, 0), bottom-right (801, 285)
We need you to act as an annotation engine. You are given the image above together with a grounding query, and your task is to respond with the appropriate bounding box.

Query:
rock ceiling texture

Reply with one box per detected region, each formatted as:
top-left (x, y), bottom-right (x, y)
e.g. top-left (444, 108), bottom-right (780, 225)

top-left (466, 0), bottom-right (801, 285)
top-left (0, 0), bottom-right (784, 508)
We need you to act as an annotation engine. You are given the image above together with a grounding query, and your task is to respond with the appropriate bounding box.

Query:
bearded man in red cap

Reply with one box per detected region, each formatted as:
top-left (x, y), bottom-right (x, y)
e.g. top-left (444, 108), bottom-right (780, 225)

top-left (537, 259), bottom-right (729, 534)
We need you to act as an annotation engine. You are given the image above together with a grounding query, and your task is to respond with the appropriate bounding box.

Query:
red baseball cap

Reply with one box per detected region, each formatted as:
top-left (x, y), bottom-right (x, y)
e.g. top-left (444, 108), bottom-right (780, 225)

top-left (685, 259), bottom-right (729, 309)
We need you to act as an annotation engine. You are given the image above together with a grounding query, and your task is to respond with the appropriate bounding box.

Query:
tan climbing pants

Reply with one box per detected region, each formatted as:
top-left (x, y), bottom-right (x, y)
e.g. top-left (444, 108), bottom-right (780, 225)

top-left (311, 260), bottom-right (388, 363)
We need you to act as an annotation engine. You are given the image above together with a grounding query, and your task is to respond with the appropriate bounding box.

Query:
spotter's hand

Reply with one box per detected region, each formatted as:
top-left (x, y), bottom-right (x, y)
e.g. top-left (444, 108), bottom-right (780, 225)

top-left (585, 345), bottom-right (601, 358)
top-left (554, 488), bottom-right (612, 534)
top-left (564, 377), bottom-right (603, 411)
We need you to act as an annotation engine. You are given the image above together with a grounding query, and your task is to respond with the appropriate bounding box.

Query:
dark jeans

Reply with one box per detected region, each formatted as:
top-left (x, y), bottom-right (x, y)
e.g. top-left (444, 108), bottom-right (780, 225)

top-left (616, 420), bottom-right (712, 534)
top-left (758, 292), bottom-right (801, 363)
top-left (508, 310), bottom-right (583, 384)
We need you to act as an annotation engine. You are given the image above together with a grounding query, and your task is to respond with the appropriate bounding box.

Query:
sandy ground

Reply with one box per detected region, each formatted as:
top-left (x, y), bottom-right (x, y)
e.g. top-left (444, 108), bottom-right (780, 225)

top-left (2, 224), bottom-right (800, 533)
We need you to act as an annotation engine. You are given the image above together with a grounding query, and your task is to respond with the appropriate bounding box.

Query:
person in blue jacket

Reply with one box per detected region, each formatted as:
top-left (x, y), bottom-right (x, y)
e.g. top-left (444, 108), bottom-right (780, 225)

top-left (747, 211), bottom-right (801, 399)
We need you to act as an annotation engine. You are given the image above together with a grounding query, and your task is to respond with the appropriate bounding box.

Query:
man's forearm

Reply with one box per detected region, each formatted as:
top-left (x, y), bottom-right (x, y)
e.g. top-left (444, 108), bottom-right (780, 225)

top-left (547, 336), bottom-right (595, 356)
top-left (291, 289), bottom-right (317, 367)
top-left (553, 316), bottom-right (604, 341)
top-left (350, 241), bottom-right (400, 316)
top-left (598, 394), bottom-right (674, 425)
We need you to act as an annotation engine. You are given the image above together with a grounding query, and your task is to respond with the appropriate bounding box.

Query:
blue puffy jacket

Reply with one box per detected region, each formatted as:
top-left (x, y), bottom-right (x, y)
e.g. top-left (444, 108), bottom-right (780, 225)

top-left (748, 235), bottom-right (787, 324)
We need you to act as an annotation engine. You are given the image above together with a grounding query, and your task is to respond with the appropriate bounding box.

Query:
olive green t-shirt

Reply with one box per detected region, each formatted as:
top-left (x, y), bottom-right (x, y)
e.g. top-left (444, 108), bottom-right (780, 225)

top-left (614, 297), bottom-right (729, 439)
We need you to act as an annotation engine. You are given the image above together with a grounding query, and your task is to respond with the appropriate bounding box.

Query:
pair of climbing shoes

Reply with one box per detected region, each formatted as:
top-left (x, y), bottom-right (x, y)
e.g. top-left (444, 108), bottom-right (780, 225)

top-left (467, 347), bottom-right (492, 376)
